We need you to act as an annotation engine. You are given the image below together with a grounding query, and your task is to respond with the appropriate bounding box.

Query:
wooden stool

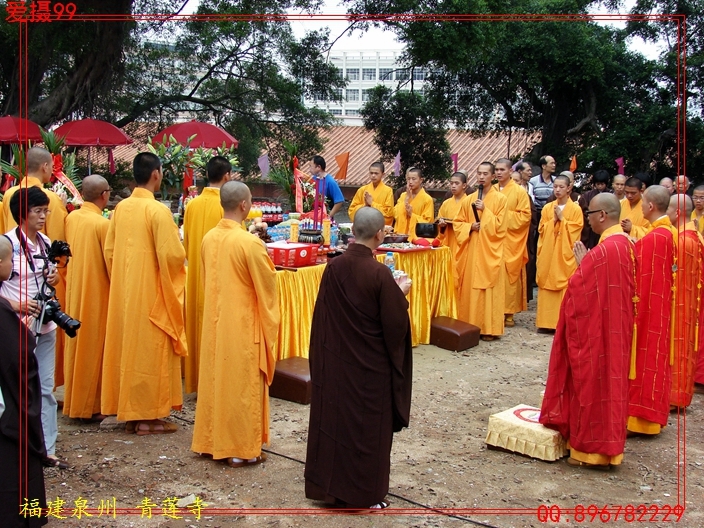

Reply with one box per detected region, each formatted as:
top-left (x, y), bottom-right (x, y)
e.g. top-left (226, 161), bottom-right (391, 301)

top-left (270, 357), bottom-right (311, 404)
top-left (430, 316), bottom-right (480, 351)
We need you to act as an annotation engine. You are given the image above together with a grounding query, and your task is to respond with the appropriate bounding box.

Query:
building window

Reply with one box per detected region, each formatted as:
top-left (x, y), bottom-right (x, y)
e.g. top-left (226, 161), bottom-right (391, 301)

top-left (396, 69), bottom-right (409, 81)
top-left (329, 109), bottom-right (342, 116)
top-left (362, 89), bottom-right (374, 102)
top-left (379, 68), bottom-right (394, 80)
top-left (346, 89), bottom-right (359, 102)
top-left (412, 68), bottom-right (426, 81)
top-left (362, 68), bottom-right (376, 81)
top-left (345, 109), bottom-right (360, 116)
top-left (346, 68), bottom-right (359, 81)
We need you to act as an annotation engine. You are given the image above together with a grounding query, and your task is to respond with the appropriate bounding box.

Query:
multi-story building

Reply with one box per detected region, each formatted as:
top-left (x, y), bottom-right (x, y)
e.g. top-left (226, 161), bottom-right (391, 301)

top-left (305, 50), bottom-right (428, 125)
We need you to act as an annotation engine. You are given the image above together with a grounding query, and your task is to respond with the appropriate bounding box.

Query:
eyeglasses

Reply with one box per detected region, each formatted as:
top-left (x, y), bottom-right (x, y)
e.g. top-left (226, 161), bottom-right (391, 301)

top-left (29, 208), bottom-right (50, 216)
top-left (100, 188), bottom-right (112, 195)
top-left (585, 209), bottom-right (604, 215)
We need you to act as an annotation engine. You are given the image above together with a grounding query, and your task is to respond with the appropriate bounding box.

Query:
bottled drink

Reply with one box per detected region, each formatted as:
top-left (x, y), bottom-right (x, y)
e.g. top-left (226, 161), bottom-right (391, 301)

top-left (384, 252), bottom-right (395, 273)
top-left (330, 225), bottom-right (339, 247)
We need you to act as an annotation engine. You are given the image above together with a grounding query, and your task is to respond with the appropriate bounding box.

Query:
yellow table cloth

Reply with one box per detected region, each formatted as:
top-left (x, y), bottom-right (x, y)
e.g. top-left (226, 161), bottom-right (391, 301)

top-left (274, 246), bottom-right (457, 360)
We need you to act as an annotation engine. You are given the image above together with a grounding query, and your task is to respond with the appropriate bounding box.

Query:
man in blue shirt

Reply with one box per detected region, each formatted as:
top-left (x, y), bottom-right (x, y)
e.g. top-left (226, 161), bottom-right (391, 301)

top-left (311, 156), bottom-right (345, 220)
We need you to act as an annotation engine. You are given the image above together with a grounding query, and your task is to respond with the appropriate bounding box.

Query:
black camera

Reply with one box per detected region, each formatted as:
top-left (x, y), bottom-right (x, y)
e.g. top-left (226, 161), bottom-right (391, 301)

top-left (33, 240), bottom-right (81, 338)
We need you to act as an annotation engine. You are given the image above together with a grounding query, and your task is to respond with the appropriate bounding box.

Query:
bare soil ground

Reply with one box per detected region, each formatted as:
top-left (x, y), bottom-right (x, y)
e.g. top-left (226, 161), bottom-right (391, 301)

top-left (45, 300), bottom-right (703, 527)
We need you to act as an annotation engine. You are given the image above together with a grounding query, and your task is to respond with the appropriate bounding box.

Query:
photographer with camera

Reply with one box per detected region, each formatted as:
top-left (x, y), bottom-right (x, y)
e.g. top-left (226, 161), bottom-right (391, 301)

top-left (1, 187), bottom-right (69, 469)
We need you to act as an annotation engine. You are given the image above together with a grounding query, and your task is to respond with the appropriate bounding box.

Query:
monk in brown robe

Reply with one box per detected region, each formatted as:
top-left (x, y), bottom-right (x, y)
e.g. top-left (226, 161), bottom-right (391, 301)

top-left (305, 207), bottom-right (413, 510)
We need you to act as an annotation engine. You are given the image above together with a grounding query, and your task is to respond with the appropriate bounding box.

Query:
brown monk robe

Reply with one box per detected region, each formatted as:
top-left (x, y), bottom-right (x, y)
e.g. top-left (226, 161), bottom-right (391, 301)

top-left (305, 207), bottom-right (413, 510)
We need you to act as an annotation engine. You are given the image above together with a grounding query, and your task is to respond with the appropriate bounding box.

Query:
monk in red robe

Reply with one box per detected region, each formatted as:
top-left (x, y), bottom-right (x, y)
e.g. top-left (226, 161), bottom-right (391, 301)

top-left (667, 195), bottom-right (704, 409)
top-left (627, 185), bottom-right (677, 436)
top-left (305, 207), bottom-right (413, 510)
top-left (540, 194), bottom-right (635, 468)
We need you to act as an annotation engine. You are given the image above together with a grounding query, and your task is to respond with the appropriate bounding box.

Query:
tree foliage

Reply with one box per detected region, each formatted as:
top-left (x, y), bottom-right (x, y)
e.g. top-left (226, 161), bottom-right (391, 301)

top-left (361, 86), bottom-right (451, 188)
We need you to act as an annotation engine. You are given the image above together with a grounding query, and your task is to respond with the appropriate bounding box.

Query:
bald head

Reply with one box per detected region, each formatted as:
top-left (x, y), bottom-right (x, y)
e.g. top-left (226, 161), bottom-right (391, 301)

top-left (667, 194), bottom-right (694, 225)
top-left (220, 181), bottom-right (251, 213)
top-left (592, 193), bottom-right (621, 217)
top-left (26, 147), bottom-right (53, 182)
top-left (82, 174), bottom-right (110, 202)
top-left (0, 235), bottom-right (13, 282)
top-left (643, 185), bottom-right (671, 217)
top-left (352, 207), bottom-right (385, 242)
top-left (675, 175), bottom-right (690, 194)
top-left (0, 235), bottom-right (11, 259)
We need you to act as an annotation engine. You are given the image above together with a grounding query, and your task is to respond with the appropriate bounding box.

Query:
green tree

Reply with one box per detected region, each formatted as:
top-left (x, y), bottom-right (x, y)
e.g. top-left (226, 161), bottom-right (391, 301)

top-left (361, 85), bottom-right (451, 188)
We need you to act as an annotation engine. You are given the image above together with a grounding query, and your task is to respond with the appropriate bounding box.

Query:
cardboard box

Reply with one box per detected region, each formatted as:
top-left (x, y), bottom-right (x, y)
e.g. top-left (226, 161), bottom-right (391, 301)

top-left (266, 241), bottom-right (318, 268)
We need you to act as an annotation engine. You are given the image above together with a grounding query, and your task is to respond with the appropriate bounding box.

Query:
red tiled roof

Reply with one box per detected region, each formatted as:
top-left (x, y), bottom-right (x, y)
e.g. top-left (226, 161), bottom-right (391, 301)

top-left (84, 123), bottom-right (540, 190)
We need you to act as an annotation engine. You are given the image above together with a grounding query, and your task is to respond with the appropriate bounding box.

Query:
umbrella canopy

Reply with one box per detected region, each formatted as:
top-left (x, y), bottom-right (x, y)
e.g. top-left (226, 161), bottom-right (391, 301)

top-left (54, 118), bottom-right (133, 146)
top-left (0, 115), bottom-right (44, 144)
top-left (151, 120), bottom-right (239, 149)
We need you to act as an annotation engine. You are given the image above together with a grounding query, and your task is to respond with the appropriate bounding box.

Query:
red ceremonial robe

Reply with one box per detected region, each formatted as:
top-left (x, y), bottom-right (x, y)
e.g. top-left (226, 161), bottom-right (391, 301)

top-left (540, 231), bottom-right (635, 459)
top-left (305, 243), bottom-right (413, 508)
top-left (628, 218), bottom-right (676, 431)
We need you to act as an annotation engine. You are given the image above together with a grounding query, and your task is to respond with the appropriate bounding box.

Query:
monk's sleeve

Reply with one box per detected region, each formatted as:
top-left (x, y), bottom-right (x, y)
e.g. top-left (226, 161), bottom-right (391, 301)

top-left (246, 241), bottom-right (280, 385)
top-left (453, 199), bottom-right (473, 248)
top-left (182, 203), bottom-right (191, 254)
top-left (631, 224), bottom-right (650, 239)
top-left (103, 212), bottom-right (116, 279)
top-left (474, 198), bottom-right (507, 287)
top-left (559, 205), bottom-right (584, 267)
top-left (347, 187), bottom-right (365, 222)
top-left (378, 270), bottom-right (412, 431)
top-left (509, 190), bottom-right (531, 232)
top-left (393, 195), bottom-right (406, 229)
top-left (411, 195), bottom-right (435, 225)
top-left (377, 186), bottom-right (395, 222)
top-left (436, 201), bottom-right (451, 243)
top-left (151, 208), bottom-right (188, 357)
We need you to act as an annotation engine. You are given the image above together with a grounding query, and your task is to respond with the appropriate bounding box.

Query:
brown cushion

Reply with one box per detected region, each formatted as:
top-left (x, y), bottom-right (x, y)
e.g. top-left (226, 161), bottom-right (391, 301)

top-left (270, 357), bottom-right (311, 405)
top-left (430, 316), bottom-right (480, 351)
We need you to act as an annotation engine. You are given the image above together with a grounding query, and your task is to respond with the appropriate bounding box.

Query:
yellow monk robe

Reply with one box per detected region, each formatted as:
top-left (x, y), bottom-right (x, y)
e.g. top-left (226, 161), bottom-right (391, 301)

top-left (182, 187), bottom-right (223, 394)
top-left (495, 179), bottom-right (531, 315)
top-left (692, 210), bottom-right (704, 235)
top-left (0, 200), bottom-right (4, 234)
top-left (394, 189), bottom-right (434, 242)
top-left (63, 202), bottom-right (110, 418)
top-left (191, 219), bottom-right (280, 460)
top-left (620, 199), bottom-right (650, 240)
top-left (437, 195), bottom-right (465, 256)
top-left (102, 188), bottom-right (187, 421)
top-left (348, 182), bottom-right (395, 225)
top-left (536, 200), bottom-right (583, 329)
top-left (2, 176), bottom-right (69, 386)
top-left (670, 222), bottom-right (704, 408)
top-left (454, 188), bottom-right (507, 336)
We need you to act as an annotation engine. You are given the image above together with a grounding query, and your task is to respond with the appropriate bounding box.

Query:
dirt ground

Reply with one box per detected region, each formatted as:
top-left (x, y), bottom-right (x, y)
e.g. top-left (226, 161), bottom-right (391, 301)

top-left (44, 299), bottom-right (703, 527)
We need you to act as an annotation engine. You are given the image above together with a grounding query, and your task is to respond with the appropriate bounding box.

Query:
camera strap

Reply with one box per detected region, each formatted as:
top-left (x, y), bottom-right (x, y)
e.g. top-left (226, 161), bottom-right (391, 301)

top-left (15, 227), bottom-right (47, 277)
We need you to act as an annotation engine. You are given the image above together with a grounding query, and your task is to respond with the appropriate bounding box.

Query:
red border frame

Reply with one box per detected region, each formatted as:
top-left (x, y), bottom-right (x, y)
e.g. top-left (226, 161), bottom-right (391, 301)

top-left (9, 6), bottom-right (687, 523)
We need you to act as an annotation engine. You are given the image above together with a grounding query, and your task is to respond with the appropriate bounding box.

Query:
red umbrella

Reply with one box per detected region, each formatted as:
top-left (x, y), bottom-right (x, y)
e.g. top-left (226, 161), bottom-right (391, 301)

top-left (54, 118), bottom-right (133, 146)
top-left (151, 120), bottom-right (239, 148)
top-left (0, 115), bottom-right (44, 144)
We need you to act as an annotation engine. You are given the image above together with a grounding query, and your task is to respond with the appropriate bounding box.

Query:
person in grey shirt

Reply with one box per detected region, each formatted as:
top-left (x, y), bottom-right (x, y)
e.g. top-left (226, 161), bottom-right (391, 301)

top-left (529, 155), bottom-right (556, 212)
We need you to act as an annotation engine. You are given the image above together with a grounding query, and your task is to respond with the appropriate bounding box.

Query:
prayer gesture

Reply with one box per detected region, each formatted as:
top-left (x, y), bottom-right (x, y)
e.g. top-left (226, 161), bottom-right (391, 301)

top-left (620, 218), bottom-right (632, 234)
top-left (404, 190), bottom-right (413, 217)
top-left (474, 199), bottom-right (484, 211)
top-left (364, 191), bottom-right (374, 207)
top-left (694, 218), bottom-right (699, 232)
top-left (573, 241), bottom-right (588, 266)
top-left (554, 203), bottom-right (564, 222)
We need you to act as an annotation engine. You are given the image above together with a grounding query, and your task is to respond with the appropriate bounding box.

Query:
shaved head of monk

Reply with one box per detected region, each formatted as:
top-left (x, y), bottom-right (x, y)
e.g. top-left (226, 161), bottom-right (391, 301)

top-left (641, 185), bottom-right (671, 222)
top-left (667, 194), bottom-right (693, 226)
top-left (587, 193), bottom-right (621, 235)
top-left (0, 235), bottom-right (13, 282)
top-left (353, 207), bottom-right (385, 244)
top-left (220, 181), bottom-right (252, 223)
top-left (82, 174), bottom-right (110, 202)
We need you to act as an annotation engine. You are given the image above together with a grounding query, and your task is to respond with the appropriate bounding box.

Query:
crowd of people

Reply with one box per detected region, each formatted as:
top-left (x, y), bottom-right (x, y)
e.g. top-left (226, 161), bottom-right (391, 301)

top-left (0, 145), bottom-right (702, 521)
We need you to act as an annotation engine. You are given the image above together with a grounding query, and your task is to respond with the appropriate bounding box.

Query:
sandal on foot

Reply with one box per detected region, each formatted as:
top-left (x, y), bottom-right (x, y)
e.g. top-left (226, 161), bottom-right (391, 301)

top-left (78, 413), bottom-right (107, 424)
top-left (566, 457), bottom-right (610, 470)
top-left (134, 419), bottom-right (178, 436)
top-left (369, 501), bottom-right (389, 509)
top-left (42, 456), bottom-right (69, 470)
top-left (225, 453), bottom-right (267, 468)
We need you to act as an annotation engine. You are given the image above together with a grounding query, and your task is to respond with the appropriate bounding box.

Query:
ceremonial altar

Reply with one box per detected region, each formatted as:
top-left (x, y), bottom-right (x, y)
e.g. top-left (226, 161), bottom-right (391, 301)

top-left (274, 246), bottom-right (457, 360)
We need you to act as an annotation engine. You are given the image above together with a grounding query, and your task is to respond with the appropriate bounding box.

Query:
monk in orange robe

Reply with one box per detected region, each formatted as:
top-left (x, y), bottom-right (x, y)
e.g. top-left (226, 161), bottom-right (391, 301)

top-left (63, 175), bottom-right (111, 421)
top-left (393, 168), bottom-right (434, 242)
top-left (541, 194), bottom-right (635, 468)
top-left (494, 159), bottom-right (531, 327)
top-left (102, 153), bottom-right (187, 434)
top-left (2, 147), bottom-right (69, 388)
top-left (348, 162), bottom-right (395, 225)
top-left (620, 177), bottom-right (651, 239)
top-left (437, 171), bottom-right (468, 269)
top-left (667, 195), bottom-right (704, 409)
top-left (182, 156), bottom-right (233, 394)
top-left (628, 185), bottom-right (676, 436)
top-left (454, 162), bottom-right (507, 340)
top-left (536, 175), bottom-right (583, 330)
top-left (692, 185), bottom-right (704, 235)
top-left (192, 182), bottom-right (280, 466)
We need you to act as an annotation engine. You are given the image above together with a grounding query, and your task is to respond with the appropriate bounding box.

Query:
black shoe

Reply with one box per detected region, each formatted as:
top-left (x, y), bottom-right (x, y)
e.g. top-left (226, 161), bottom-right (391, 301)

top-left (42, 456), bottom-right (69, 469)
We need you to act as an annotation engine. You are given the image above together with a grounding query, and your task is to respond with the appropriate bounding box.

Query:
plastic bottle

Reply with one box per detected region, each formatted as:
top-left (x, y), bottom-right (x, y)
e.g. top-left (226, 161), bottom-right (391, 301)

top-left (330, 225), bottom-right (339, 247)
top-left (384, 252), bottom-right (395, 273)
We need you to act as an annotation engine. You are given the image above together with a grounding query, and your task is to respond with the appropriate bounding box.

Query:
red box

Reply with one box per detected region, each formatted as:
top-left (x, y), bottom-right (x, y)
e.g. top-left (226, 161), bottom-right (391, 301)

top-left (266, 242), bottom-right (319, 268)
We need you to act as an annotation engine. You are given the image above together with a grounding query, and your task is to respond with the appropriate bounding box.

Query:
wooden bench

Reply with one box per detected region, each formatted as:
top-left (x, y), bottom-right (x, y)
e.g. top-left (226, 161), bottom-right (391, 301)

top-left (430, 316), bottom-right (480, 351)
